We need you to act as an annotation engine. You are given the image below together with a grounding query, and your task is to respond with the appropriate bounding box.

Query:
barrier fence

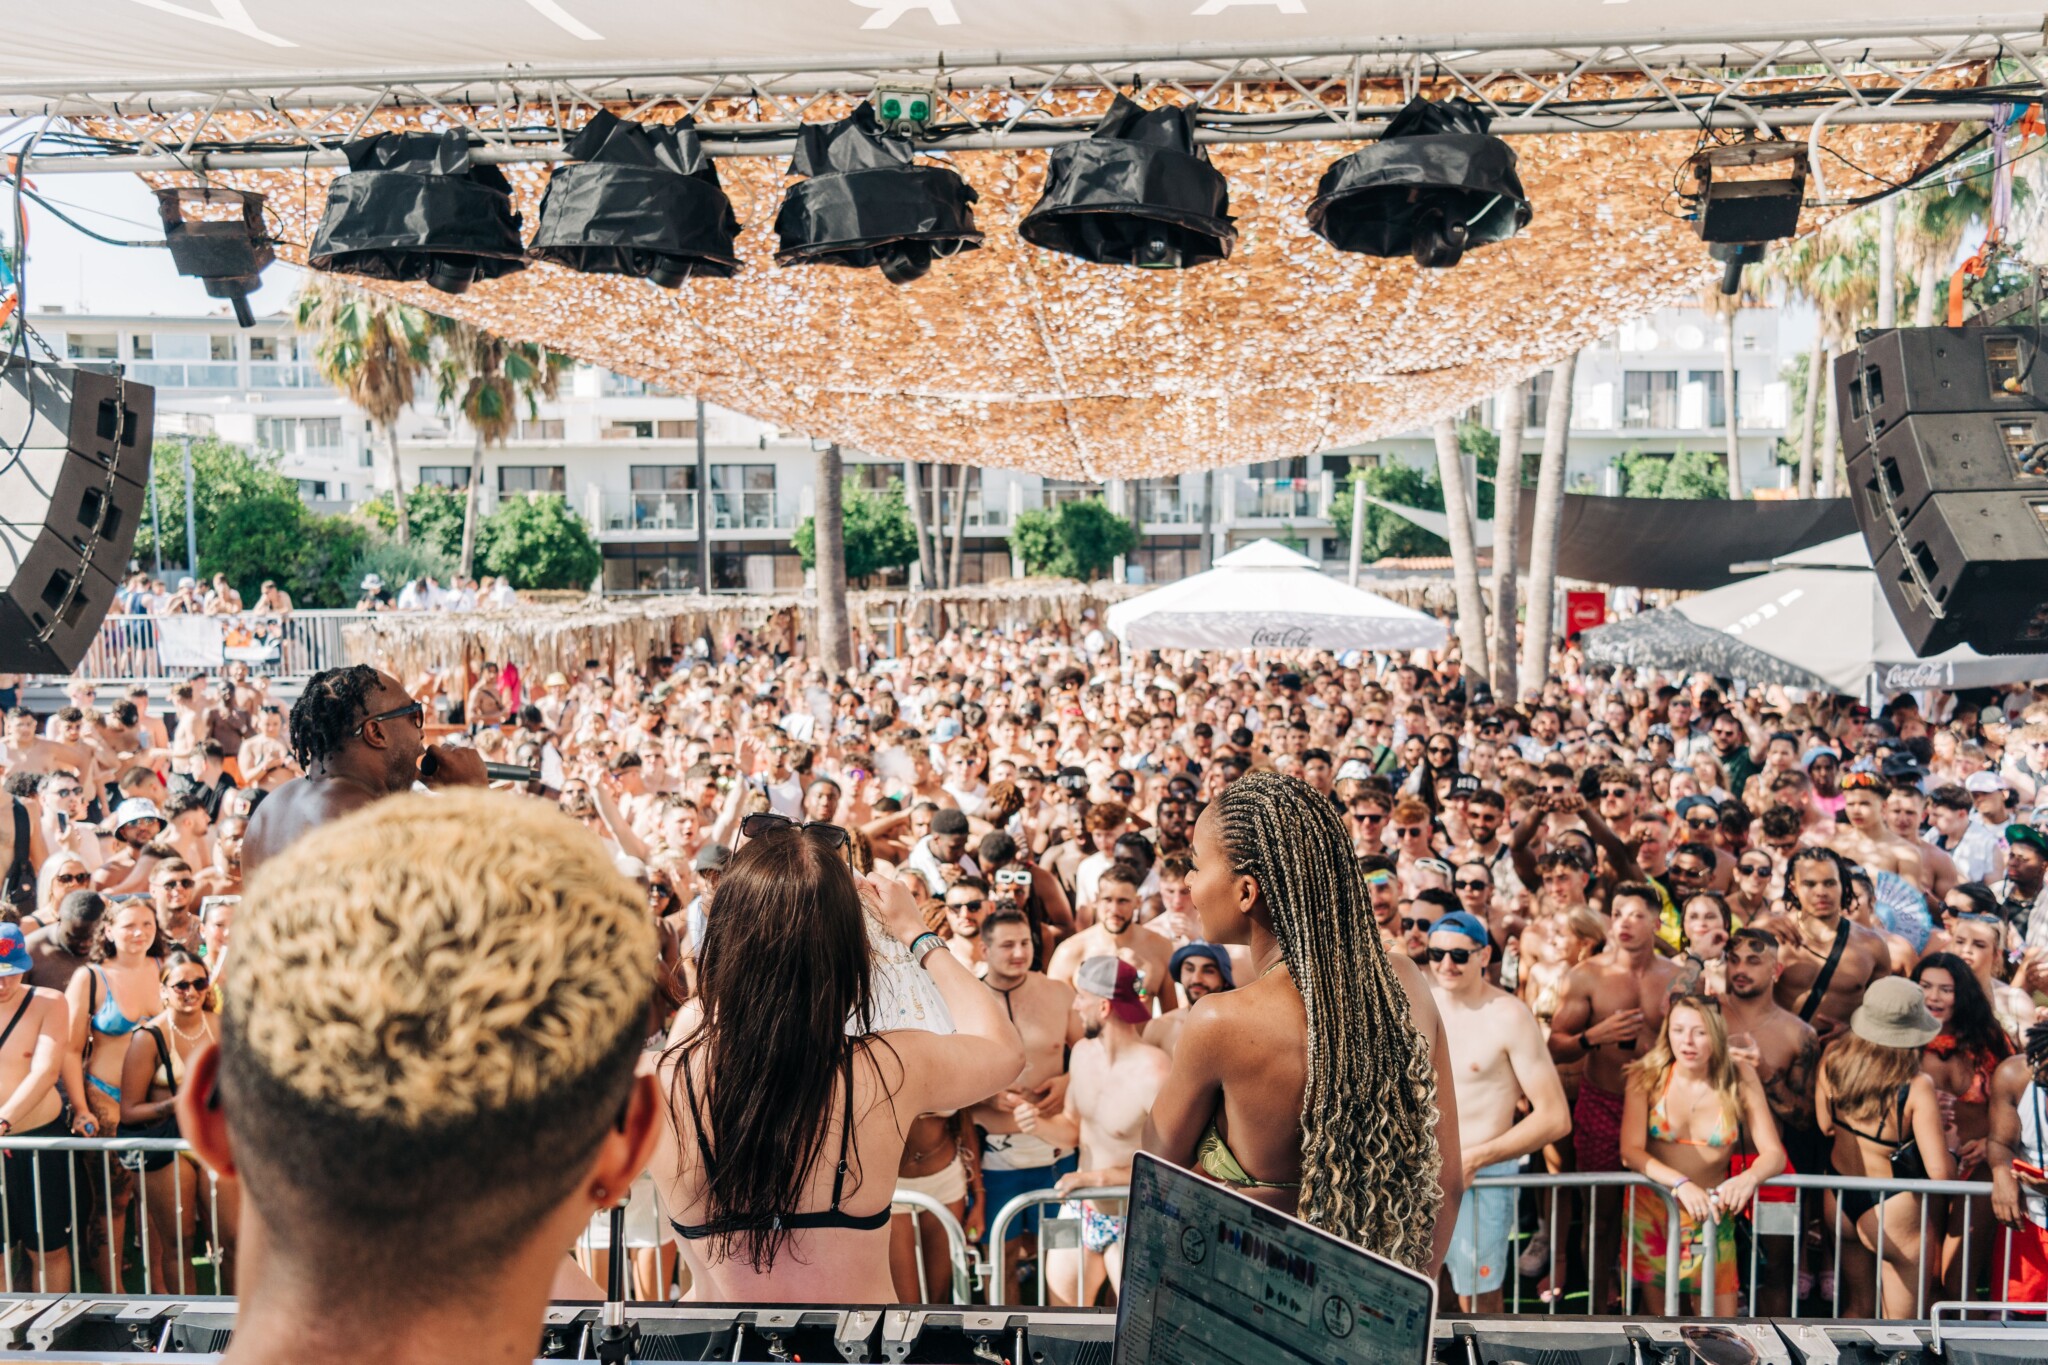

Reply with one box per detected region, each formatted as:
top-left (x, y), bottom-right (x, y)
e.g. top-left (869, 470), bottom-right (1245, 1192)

top-left (71, 612), bottom-right (367, 683)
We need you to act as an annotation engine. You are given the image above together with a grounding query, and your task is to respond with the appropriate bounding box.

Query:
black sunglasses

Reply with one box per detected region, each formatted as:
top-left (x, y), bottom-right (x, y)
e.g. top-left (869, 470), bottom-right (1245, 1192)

top-left (1399, 916), bottom-right (1431, 932)
top-left (1600, 787), bottom-right (1634, 799)
top-left (1454, 879), bottom-right (1491, 892)
top-left (740, 812), bottom-right (850, 849)
top-left (949, 898), bottom-right (986, 911)
top-left (1427, 946), bottom-right (1476, 964)
top-left (168, 978), bottom-right (211, 993)
top-left (1737, 863), bottom-right (1772, 877)
top-left (353, 700), bottom-right (424, 736)
top-left (1686, 816), bottom-right (1720, 830)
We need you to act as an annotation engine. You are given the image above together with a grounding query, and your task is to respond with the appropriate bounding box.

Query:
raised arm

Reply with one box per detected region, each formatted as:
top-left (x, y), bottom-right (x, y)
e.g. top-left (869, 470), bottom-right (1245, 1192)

top-left (869, 874), bottom-right (1026, 1114)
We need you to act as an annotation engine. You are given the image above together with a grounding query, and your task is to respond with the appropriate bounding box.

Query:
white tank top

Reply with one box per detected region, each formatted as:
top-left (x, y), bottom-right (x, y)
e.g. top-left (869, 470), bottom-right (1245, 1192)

top-left (2022, 1080), bottom-right (2048, 1231)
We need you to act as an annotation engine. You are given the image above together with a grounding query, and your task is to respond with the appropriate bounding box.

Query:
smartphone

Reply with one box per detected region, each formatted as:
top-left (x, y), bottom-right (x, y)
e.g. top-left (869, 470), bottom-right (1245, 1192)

top-left (2016, 1160), bottom-right (2048, 1181)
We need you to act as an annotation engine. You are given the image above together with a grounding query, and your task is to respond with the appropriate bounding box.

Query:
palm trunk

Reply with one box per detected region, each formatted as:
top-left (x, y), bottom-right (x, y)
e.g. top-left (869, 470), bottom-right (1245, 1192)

top-left (1490, 383), bottom-right (1527, 699)
top-left (459, 428), bottom-right (484, 578)
top-left (1722, 314), bottom-right (1744, 500)
top-left (383, 421), bottom-right (411, 544)
top-left (1913, 257), bottom-right (1943, 328)
top-left (1434, 417), bottom-right (1489, 677)
top-left (1346, 458), bottom-right (1367, 587)
top-left (1819, 345), bottom-right (1842, 499)
top-left (947, 465), bottom-right (971, 589)
top-left (1798, 331), bottom-right (1822, 498)
top-left (1520, 353), bottom-right (1575, 695)
top-left (815, 444), bottom-right (851, 673)
top-left (1877, 197), bottom-right (1899, 329)
top-left (905, 460), bottom-right (935, 590)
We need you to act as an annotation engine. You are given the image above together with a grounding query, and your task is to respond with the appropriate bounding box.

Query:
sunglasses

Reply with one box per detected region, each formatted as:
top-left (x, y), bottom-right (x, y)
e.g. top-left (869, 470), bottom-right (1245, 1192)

top-left (1350, 809), bottom-right (1386, 822)
top-left (1426, 745), bottom-right (1455, 756)
top-left (1427, 946), bottom-right (1477, 964)
top-left (168, 978), bottom-right (210, 993)
top-left (995, 869), bottom-right (1033, 885)
top-left (1454, 879), bottom-right (1492, 892)
top-left (1737, 863), bottom-right (1772, 877)
top-left (1601, 787), bottom-right (1634, 799)
top-left (1686, 816), bottom-right (1720, 830)
top-left (54, 871), bottom-right (90, 885)
top-left (1363, 870), bottom-right (1395, 887)
top-left (354, 700), bottom-right (425, 736)
top-left (157, 878), bottom-right (195, 890)
top-left (740, 812), bottom-right (851, 848)
top-left (1399, 916), bottom-right (1432, 933)
top-left (949, 898), bottom-right (986, 912)
top-left (1395, 826), bottom-right (1428, 838)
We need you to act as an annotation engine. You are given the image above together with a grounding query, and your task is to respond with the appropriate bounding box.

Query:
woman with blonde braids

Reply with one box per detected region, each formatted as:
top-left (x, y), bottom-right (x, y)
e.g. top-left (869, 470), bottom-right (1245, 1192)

top-left (1144, 771), bottom-right (1462, 1272)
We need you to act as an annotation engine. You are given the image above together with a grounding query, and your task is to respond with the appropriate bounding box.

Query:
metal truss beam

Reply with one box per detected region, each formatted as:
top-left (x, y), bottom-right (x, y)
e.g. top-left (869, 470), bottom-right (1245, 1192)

top-left (6, 20), bottom-right (2037, 172)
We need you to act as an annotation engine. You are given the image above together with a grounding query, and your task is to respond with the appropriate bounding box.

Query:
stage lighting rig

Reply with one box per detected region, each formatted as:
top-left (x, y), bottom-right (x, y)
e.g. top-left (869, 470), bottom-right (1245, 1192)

top-left (1306, 97), bottom-right (1531, 268)
top-left (153, 187), bottom-right (274, 328)
top-left (1017, 96), bottom-right (1235, 270)
top-left (772, 105), bottom-right (981, 285)
top-left (871, 83), bottom-right (939, 139)
top-left (1683, 141), bottom-right (1807, 294)
top-left (528, 111), bottom-right (741, 285)
top-left (308, 130), bottom-right (527, 295)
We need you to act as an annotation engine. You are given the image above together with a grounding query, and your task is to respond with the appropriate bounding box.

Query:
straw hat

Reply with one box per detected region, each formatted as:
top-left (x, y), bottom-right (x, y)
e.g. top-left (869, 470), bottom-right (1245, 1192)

top-left (1848, 977), bottom-right (1941, 1049)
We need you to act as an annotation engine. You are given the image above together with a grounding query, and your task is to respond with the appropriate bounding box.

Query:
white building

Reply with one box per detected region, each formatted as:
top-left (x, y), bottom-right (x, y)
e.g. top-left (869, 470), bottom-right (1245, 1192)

top-left (33, 299), bottom-right (1796, 590)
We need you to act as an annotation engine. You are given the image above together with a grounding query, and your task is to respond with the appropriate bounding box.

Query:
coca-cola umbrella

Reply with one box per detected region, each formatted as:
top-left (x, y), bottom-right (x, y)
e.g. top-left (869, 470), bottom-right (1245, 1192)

top-left (1105, 538), bottom-right (1447, 653)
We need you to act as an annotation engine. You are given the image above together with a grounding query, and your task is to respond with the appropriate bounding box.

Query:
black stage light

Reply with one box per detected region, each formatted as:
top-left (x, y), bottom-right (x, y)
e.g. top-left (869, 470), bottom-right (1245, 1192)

top-left (772, 105), bottom-right (980, 285)
top-left (528, 111), bottom-right (741, 286)
top-left (1684, 142), bottom-right (1806, 294)
top-left (1306, 96), bottom-right (1532, 268)
top-left (1017, 95), bottom-right (1234, 270)
top-left (308, 130), bottom-right (526, 295)
top-left (153, 187), bottom-right (274, 328)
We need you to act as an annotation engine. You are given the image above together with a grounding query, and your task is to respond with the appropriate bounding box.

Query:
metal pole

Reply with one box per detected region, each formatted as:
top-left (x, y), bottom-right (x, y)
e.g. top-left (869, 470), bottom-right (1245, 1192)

top-left (1347, 456), bottom-right (1365, 587)
top-left (694, 395), bottom-right (710, 595)
top-left (149, 473), bottom-right (163, 575)
top-left (1201, 468), bottom-right (1216, 571)
top-left (182, 434), bottom-right (198, 581)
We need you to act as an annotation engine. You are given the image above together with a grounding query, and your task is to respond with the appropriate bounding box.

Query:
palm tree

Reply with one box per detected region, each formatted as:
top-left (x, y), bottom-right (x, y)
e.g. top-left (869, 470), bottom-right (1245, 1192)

top-left (1697, 278), bottom-right (1762, 499)
top-left (1758, 218), bottom-right (1878, 497)
top-left (814, 444), bottom-right (851, 672)
top-left (1489, 381), bottom-right (1528, 699)
top-left (433, 321), bottom-right (571, 578)
top-left (1898, 176), bottom-right (1994, 326)
top-left (1519, 353), bottom-right (1576, 696)
top-left (295, 279), bottom-right (434, 542)
top-left (1433, 416), bottom-right (1490, 678)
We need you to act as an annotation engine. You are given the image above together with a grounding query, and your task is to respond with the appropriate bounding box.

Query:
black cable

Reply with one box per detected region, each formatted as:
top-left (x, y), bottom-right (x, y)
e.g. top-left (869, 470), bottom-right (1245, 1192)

top-left (0, 176), bottom-right (162, 248)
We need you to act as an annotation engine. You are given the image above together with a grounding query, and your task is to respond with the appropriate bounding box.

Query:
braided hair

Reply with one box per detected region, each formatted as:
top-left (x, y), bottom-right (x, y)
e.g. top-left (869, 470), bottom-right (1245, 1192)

top-left (289, 664), bottom-right (380, 771)
top-left (1212, 770), bottom-right (1442, 1268)
top-left (2027, 1020), bottom-right (2048, 1074)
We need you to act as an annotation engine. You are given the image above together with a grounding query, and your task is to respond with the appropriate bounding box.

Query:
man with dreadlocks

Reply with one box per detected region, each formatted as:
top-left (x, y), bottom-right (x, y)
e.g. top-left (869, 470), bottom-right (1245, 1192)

top-left (1143, 770), bottom-right (1461, 1275)
top-left (243, 665), bottom-right (486, 873)
top-left (1989, 1020), bottom-right (2048, 1303)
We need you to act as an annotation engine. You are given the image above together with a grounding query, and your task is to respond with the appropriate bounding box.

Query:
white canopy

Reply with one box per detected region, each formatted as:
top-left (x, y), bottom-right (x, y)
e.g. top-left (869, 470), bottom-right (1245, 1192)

top-left (1673, 535), bottom-right (2048, 694)
top-left (1107, 538), bottom-right (1447, 652)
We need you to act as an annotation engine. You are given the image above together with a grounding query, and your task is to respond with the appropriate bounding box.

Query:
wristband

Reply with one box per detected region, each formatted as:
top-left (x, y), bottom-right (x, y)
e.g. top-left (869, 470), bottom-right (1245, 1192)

top-left (1671, 1176), bottom-right (1690, 1190)
top-left (907, 932), bottom-right (945, 965)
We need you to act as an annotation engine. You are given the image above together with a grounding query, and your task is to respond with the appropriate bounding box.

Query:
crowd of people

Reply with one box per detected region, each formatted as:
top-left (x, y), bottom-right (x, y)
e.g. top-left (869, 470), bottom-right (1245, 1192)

top-left (3, 616), bottom-right (2048, 1320)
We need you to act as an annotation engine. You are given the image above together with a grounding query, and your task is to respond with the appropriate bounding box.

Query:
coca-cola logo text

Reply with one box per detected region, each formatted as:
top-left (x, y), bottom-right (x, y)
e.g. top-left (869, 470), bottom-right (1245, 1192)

top-left (1249, 626), bottom-right (1314, 648)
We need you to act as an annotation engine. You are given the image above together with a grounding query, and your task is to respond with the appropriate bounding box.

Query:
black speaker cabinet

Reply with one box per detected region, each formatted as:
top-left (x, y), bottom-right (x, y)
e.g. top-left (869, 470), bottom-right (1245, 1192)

top-left (1847, 409), bottom-right (2048, 533)
top-left (1871, 491), bottom-right (2048, 656)
top-left (0, 362), bottom-right (153, 673)
top-left (1835, 327), bottom-right (2048, 461)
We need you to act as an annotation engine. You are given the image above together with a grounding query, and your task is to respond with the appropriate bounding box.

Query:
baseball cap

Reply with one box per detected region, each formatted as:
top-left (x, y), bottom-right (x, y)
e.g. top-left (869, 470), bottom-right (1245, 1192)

top-left (0, 924), bottom-right (30, 977)
top-left (1169, 942), bottom-right (1236, 990)
top-left (1801, 746), bottom-right (1840, 769)
top-left (693, 842), bottom-right (732, 873)
top-left (112, 797), bottom-right (165, 832)
top-left (358, 573), bottom-right (382, 590)
top-left (1448, 773), bottom-right (1481, 798)
top-left (1674, 794), bottom-right (1719, 819)
top-left (1965, 771), bottom-right (2010, 795)
top-left (2007, 824), bottom-right (2048, 858)
top-left (1075, 956), bottom-right (1151, 1024)
top-left (1880, 752), bottom-right (1927, 783)
top-left (1428, 911), bottom-right (1490, 946)
top-left (178, 576), bottom-right (196, 589)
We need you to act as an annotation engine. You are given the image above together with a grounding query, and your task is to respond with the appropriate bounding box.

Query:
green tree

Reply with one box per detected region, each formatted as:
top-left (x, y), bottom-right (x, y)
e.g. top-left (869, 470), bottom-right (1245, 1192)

top-left (1328, 460), bottom-right (1449, 562)
top-left (1006, 498), bottom-right (1139, 580)
top-left (480, 494), bottom-right (601, 591)
top-left (793, 478), bottom-right (921, 582)
top-left (360, 483), bottom-right (470, 561)
top-left (294, 279), bottom-right (435, 543)
top-left (431, 320), bottom-right (571, 577)
top-left (1662, 447), bottom-right (1732, 500)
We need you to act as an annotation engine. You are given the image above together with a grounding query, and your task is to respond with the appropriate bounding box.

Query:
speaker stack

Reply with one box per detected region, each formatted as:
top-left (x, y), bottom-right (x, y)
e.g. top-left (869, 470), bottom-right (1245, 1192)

top-left (0, 360), bottom-right (154, 673)
top-left (1835, 325), bottom-right (2048, 656)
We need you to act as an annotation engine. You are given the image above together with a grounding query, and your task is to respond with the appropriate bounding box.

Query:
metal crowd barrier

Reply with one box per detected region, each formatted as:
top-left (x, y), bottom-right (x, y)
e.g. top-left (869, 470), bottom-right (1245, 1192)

top-left (0, 1135), bottom-right (225, 1297)
top-left (69, 610), bottom-right (374, 683)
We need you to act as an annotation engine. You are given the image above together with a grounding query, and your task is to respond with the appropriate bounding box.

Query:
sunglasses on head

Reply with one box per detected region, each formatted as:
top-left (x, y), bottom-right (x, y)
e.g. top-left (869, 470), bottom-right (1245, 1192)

top-left (1427, 946), bottom-right (1477, 964)
top-left (1363, 870), bottom-right (1395, 887)
top-left (740, 812), bottom-right (851, 848)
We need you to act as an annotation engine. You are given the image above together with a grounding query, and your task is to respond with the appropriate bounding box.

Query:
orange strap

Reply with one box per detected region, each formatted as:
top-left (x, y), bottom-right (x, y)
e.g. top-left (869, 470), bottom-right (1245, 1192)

top-left (1949, 236), bottom-right (1997, 328)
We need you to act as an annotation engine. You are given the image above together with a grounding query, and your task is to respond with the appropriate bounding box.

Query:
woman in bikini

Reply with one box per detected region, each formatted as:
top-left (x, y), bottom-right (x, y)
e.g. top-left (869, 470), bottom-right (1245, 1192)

top-left (649, 818), bottom-right (1023, 1303)
top-left (1146, 771), bottom-right (1459, 1272)
top-left (1817, 976), bottom-right (1955, 1318)
top-left (1620, 994), bottom-right (1783, 1315)
top-left (118, 948), bottom-right (234, 1293)
top-left (60, 898), bottom-right (161, 1288)
top-left (1913, 951), bottom-right (2011, 1299)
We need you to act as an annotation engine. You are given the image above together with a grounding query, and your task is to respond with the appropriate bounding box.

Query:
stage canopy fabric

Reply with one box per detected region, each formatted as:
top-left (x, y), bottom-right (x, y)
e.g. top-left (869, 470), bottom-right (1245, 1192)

top-left (1579, 608), bottom-right (1837, 693)
top-left (1366, 491), bottom-right (1855, 589)
top-left (1585, 536), bottom-right (2048, 695)
top-left (1107, 537), bottom-right (1447, 652)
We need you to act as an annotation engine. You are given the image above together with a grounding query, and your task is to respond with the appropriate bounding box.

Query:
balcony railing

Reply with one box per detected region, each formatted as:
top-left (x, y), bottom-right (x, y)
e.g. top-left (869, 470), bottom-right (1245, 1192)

top-left (1235, 477), bottom-right (1323, 520)
top-left (248, 363), bottom-right (323, 389)
top-left (1134, 491), bottom-right (1206, 525)
top-left (710, 489), bottom-right (784, 530)
top-left (128, 362), bottom-right (239, 388)
top-left (600, 490), bottom-right (700, 533)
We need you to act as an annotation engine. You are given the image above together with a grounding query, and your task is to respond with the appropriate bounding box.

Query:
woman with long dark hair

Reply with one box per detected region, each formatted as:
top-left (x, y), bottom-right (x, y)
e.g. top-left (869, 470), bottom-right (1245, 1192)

top-left (650, 821), bottom-right (1024, 1302)
top-left (1913, 951), bottom-right (2013, 1298)
top-left (1144, 771), bottom-right (1460, 1272)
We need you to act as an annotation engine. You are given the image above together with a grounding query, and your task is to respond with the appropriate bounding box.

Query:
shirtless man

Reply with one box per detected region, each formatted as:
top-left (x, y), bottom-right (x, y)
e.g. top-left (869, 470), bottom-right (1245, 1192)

top-left (466, 662), bottom-right (509, 731)
top-left (942, 878), bottom-right (990, 973)
top-left (1144, 943), bottom-right (1235, 1058)
top-left (0, 924), bottom-right (78, 1289)
top-left (1548, 884), bottom-right (1682, 1310)
top-left (1718, 925), bottom-right (1823, 1313)
top-left (242, 665), bottom-right (485, 873)
top-left (1018, 955), bottom-right (1171, 1305)
top-left (1830, 775), bottom-right (1940, 893)
top-left (1428, 910), bottom-right (1571, 1312)
top-left (236, 708), bottom-right (296, 791)
top-left (1754, 847), bottom-right (1893, 1042)
top-left (1, 710), bottom-right (94, 780)
top-left (1883, 784), bottom-right (1959, 900)
top-left (1046, 865), bottom-right (1177, 1012)
top-left (971, 907), bottom-right (1086, 1297)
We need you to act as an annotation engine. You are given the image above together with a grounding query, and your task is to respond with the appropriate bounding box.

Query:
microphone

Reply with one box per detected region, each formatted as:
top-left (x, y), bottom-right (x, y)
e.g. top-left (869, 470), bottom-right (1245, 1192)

top-left (417, 750), bottom-right (542, 784)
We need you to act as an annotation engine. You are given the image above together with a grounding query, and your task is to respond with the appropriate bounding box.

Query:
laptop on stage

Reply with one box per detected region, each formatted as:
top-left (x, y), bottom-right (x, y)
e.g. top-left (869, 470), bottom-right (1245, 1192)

top-left (1115, 1151), bottom-right (1437, 1365)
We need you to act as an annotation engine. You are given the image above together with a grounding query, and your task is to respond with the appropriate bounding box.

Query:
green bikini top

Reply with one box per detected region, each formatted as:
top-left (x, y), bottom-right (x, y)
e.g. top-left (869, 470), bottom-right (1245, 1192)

top-left (1195, 1118), bottom-right (1301, 1191)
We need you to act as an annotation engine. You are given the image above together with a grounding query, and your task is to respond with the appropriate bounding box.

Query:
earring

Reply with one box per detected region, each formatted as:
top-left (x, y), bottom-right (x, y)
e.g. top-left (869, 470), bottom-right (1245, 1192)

top-left (593, 1184), bottom-right (611, 1206)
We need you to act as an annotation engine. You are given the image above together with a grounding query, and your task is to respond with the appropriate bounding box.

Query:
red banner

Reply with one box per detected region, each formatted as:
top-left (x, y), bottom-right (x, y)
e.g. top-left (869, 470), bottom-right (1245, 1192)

top-left (1565, 590), bottom-right (1609, 638)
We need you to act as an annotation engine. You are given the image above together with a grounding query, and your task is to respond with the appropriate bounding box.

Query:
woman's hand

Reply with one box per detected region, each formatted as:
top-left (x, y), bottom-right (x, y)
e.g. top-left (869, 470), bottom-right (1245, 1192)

top-left (1711, 1172), bottom-right (1757, 1219)
top-left (1674, 1178), bottom-right (1716, 1221)
top-left (864, 872), bottom-right (928, 947)
top-left (70, 1109), bottom-right (98, 1138)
